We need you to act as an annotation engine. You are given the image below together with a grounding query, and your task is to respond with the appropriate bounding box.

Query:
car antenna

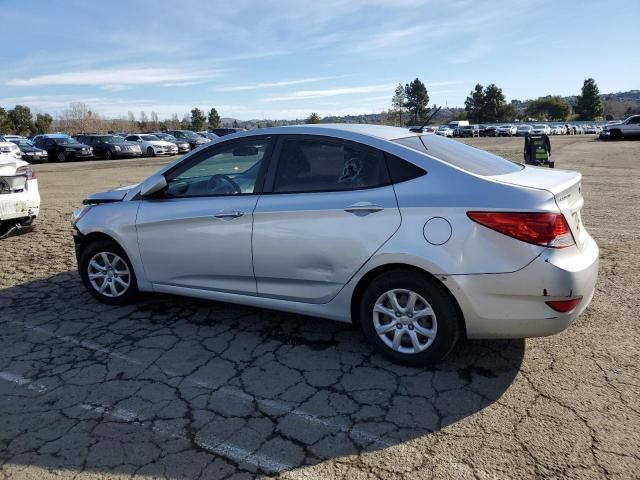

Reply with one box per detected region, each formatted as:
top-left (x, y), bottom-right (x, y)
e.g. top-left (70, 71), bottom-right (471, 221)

top-left (409, 106), bottom-right (442, 133)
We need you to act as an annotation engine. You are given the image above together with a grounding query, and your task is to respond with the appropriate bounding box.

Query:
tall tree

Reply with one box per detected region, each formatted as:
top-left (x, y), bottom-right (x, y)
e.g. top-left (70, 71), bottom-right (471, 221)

top-left (127, 111), bottom-right (136, 132)
top-left (33, 113), bottom-right (53, 134)
top-left (190, 108), bottom-right (206, 131)
top-left (0, 107), bottom-right (13, 134)
top-left (306, 112), bottom-right (321, 124)
top-left (8, 105), bottom-right (34, 135)
top-left (207, 107), bottom-right (221, 129)
top-left (576, 78), bottom-right (603, 120)
top-left (482, 84), bottom-right (508, 123)
top-left (464, 84), bottom-right (486, 123)
top-left (232, 120), bottom-right (240, 128)
top-left (391, 83), bottom-right (407, 126)
top-left (138, 111), bottom-right (149, 131)
top-left (404, 78), bottom-right (429, 125)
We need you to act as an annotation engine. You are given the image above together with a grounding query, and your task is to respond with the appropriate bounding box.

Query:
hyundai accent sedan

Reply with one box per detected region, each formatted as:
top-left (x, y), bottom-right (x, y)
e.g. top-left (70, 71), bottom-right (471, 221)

top-left (71, 125), bottom-right (599, 366)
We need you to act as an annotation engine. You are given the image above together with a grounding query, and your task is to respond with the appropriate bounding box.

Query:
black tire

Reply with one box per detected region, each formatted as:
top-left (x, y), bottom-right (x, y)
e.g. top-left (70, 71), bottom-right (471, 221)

top-left (610, 130), bottom-right (621, 140)
top-left (78, 238), bottom-right (138, 305)
top-left (104, 149), bottom-right (112, 160)
top-left (359, 270), bottom-right (460, 366)
top-left (147, 147), bottom-right (155, 157)
top-left (57, 151), bottom-right (66, 162)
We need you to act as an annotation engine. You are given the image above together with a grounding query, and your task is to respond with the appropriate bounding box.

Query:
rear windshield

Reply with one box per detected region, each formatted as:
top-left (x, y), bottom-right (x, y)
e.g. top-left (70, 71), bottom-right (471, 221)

top-left (393, 134), bottom-right (523, 176)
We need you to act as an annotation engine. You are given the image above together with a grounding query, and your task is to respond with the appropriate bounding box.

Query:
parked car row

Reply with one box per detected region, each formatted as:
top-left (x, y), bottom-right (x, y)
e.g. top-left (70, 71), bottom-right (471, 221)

top-left (438, 123), bottom-right (605, 138)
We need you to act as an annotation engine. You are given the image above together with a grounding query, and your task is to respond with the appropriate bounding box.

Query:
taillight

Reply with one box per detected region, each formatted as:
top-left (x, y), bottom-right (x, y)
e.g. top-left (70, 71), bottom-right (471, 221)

top-left (15, 165), bottom-right (36, 180)
top-left (467, 211), bottom-right (574, 248)
top-left (546, 298), bottom-right (582, 313)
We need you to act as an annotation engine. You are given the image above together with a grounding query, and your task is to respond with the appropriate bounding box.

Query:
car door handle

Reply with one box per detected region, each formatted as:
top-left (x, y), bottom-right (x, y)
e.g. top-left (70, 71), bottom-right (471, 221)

top-left (344, 202), bottom-right (384, 214)
top-left (213, 210), bottom-right (244, 219)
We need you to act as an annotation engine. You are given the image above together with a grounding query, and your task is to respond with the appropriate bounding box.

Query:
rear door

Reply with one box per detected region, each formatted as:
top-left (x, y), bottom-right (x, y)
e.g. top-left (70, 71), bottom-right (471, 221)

top-left (252, 135), bottom-right (401, 303)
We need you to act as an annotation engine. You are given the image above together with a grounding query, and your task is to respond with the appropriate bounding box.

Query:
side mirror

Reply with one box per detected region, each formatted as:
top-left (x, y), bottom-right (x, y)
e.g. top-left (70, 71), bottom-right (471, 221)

top-left (140, 174), bottom-right (168, 198)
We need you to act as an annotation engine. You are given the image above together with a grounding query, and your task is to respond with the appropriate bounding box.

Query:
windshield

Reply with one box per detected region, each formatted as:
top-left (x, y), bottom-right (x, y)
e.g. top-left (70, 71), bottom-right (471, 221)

top-left (393, 134), bottom-right (523, 176)
top-left (140, 135), bottom-right (160, 141)
top-left (161, 134), bottom-right (177, 141)
top-left (533, 125), bottom-right (545, 128)
top-left (102, 136), bottom-right (125, 144)
top-left (181, 131), bottom-right (200, 139)
top-left (518, 125), bottom-right (531, 130)
top-left (56, 137), bottom-right (79, 145)
top-left (12, 140), bottom-right (34, 147)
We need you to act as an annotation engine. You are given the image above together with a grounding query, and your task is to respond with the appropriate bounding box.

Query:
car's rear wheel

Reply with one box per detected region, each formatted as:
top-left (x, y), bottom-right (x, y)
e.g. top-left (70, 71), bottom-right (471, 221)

top-left (104, 149), bottom-right (112, 160)
top-left (79, 239), bottom-right (138, 304)
top-left (360, 270), bottom-right (460, 366)
top-left (147, 147), bottom-right (155, 157)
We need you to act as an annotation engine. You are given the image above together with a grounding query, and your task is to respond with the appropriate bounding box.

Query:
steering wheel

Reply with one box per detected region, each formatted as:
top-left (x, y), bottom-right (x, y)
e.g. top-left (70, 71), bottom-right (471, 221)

top-left (207, 174), bottom-right (242, 195)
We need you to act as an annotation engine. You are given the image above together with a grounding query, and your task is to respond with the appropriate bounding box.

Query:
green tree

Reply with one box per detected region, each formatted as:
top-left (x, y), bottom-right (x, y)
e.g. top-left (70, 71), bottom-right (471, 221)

top-left (464, 84), bottom-right (486, 123)
top-left (404, 78), bottom-right (429, 125)
top-left (0, 107), bottom-right (13, 134)
top-left (497, 103), bottom-right (517, 122)
top-left (33, 113), bottom-right (53, 134)
top-left (524, 96), bottom-right (571, 121)
top-left (575, 78), bottom-right (603, 120)
top-left (8, 105), bottom-right (34, 135)
top-left (208, 107), bottom-right (221, 129)
top-left (306, 113), bottom-right (322, 124)
top-left (190, 108), bottom-right (207, 131)
top-left (481, 84), bottom-right (508, 123)
top-left (390, 83), bottom-right (407, 126)
top-left (232, 119), bottom-right (240, 128)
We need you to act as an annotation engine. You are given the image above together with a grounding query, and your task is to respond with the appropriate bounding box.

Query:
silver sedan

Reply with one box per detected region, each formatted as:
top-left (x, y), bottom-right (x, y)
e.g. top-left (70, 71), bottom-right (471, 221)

top-left (71, 125), bottom-right (599, 366)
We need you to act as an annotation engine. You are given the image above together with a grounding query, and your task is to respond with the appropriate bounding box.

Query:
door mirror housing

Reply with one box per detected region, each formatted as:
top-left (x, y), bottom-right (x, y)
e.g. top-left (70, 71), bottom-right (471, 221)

top-left (140, 174), bottom-right (168, 198)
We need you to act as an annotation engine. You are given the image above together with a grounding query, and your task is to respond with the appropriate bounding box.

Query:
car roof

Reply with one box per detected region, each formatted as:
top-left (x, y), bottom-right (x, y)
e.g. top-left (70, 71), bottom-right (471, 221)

top-left (242, 124), bottom-right (421, 141)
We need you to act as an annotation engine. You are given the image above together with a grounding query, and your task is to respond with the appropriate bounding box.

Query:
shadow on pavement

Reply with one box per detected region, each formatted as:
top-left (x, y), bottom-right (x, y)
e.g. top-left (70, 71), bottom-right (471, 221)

top-left (0, 272), bottom-right (525, 477)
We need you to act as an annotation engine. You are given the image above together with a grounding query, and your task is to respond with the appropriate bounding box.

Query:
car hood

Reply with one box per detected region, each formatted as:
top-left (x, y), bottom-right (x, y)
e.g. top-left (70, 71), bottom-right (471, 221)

top-left (0, 154), bottom-right (28, 175)
top-left (83, 183), bottom-right (139, 205)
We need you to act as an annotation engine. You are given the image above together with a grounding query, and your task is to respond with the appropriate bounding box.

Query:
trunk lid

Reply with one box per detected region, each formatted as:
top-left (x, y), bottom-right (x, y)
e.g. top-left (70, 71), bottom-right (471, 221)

top-left (491, 166), bottom-right (586, 249)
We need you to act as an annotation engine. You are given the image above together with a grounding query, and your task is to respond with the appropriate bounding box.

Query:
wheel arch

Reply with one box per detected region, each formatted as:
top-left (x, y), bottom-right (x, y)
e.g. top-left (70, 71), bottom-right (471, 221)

top-left (349, 262), bottom-right (466, 338)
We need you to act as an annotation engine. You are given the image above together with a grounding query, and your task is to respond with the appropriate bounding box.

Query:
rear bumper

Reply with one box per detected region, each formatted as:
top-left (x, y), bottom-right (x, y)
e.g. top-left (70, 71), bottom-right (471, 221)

top-left (446, 232), bottom-right (599, 339)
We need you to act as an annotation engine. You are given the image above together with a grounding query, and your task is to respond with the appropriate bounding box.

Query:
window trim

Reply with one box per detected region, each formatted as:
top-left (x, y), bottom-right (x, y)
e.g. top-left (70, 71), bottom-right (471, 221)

top-left (149, 135), bottom-right (275, 200)
top-left (262, 134), bottom-right (396, 195)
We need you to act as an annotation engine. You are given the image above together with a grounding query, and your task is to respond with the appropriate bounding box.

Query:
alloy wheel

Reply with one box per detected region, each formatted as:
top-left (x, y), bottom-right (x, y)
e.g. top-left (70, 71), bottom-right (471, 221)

top-left (373, 289), bottom-right (438, 354)
top-left (87, 251), bottom-right (131, 298)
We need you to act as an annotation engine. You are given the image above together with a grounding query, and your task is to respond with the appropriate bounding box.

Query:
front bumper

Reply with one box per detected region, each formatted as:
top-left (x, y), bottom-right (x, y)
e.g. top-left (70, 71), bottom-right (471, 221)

top-left (0, 179), bottom-right (40, 222)
top-left (446, 232), bottom-right (599, 339)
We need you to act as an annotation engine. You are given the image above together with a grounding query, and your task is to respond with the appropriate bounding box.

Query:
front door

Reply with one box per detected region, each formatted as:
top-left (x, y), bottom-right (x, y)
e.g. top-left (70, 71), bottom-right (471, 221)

top-left (252, 135), bottom-right (401, 303)
top-left (136, 136), bottom-right (273, 295)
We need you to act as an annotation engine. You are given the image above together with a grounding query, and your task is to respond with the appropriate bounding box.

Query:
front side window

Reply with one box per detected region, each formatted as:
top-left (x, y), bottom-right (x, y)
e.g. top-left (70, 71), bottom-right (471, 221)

top-left (272, 138), bottom-right (390, 193)
top-left (164, 138), bottom-right (269, 197)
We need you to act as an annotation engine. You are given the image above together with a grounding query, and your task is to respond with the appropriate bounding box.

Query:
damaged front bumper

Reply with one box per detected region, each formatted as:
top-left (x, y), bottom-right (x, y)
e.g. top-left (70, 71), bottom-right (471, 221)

top-left (0, 177), bottom-right (40, 223)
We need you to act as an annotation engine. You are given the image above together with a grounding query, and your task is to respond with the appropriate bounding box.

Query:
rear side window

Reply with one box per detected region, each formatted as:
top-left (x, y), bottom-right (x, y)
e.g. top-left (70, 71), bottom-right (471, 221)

top-left (393, 134), bottom-right (523, 176)
top-left (385, 154), bottom-right (426, 183)
top-left (273, 138), bottom-right (390, 193)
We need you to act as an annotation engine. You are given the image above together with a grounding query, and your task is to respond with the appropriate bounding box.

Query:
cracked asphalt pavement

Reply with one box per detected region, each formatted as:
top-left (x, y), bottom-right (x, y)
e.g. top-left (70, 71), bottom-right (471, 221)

top-left (0, 136), bottom-right (638, 479)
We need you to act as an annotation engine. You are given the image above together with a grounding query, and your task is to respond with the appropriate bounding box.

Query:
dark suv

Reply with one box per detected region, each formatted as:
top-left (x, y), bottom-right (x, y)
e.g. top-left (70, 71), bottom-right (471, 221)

top-left (33, 135), bottom-right (94, 162)
top-left (165, 130), bottom-right (210, 149)
top-left (209, 128), bottom-right (245, 137)
top-left (77, 135), bottom-right (142, 160)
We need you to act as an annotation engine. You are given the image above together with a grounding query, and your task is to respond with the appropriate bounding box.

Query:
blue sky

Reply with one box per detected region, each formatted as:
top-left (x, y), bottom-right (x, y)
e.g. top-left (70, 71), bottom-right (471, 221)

top-left (0, 0), bottom-right (638, 120)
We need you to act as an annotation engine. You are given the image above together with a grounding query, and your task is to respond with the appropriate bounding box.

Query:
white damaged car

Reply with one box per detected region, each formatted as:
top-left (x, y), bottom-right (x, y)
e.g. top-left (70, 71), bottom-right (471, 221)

top-left (0, 153), bottom-right (40, 237)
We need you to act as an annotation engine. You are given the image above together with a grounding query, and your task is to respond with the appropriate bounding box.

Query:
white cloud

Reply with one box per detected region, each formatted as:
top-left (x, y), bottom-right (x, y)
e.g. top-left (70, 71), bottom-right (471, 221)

top-left (263, 84), bottom-right (396, 102)
top-left (7, 67), bottom-right (223, 88)
top-left (218, 76), bottom-right (338, 92)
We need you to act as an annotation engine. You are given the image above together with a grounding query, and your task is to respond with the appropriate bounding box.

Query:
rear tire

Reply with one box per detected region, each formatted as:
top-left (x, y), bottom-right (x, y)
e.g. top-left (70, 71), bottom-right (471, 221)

top-left (78, 239), bottom-right (138, 305)
top-left (359, 270), bottom-right (460, 366)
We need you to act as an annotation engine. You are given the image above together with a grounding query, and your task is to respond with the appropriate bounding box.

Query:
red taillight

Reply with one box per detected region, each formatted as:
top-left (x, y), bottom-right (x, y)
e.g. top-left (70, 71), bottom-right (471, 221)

top-left (546, 298), bottom-right (582, 313)
top-left (15, 165), bottom-right (36, 180)
top-left (467, 212), bottom-right (574, 248)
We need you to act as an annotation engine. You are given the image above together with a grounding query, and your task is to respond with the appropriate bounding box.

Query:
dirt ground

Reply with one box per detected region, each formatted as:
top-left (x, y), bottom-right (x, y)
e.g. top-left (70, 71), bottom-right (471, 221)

top-left (0, 135), bottom-right (638, 479)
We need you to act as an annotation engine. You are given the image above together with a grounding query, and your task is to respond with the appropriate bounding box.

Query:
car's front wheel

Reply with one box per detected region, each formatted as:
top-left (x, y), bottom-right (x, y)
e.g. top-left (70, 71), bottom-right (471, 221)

top-left (57, 151), bottom-right (66, 162)
top-left (360, 270), bottom-right (460, 366)
top-left (104, 149), bottom-right (112, 160)
top-left (147, 147), bottom-right (155, 157)
top-left (79, 239), bottom-right (138, 304)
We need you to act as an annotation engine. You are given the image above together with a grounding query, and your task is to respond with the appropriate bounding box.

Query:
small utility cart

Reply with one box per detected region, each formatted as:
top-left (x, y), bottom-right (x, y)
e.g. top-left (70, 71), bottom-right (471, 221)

top-left (523, 134), bottom-right (555, 168)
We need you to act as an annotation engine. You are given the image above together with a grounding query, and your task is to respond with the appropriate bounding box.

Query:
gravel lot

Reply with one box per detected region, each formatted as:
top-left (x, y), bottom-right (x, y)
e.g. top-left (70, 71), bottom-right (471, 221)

top-left (0, 136), bottom-right (638, 479)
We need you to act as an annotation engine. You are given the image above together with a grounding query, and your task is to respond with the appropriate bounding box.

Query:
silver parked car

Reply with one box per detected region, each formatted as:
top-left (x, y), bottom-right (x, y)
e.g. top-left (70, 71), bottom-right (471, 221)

top-left (72, 125), bottom-right (599, 366)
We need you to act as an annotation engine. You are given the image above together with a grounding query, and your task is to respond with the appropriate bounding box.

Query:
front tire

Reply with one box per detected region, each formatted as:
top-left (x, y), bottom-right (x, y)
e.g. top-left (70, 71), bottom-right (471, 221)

top-left (147, 147), bottom-right (156, 157)
top-left (78, 239), bottom-right (138, 305)
top-left (57, 151), bottom-right (66, 162)
top-left (360, 270), bottom-right (460, 366)
top-left (104, 149), bottom-right (112, 160)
